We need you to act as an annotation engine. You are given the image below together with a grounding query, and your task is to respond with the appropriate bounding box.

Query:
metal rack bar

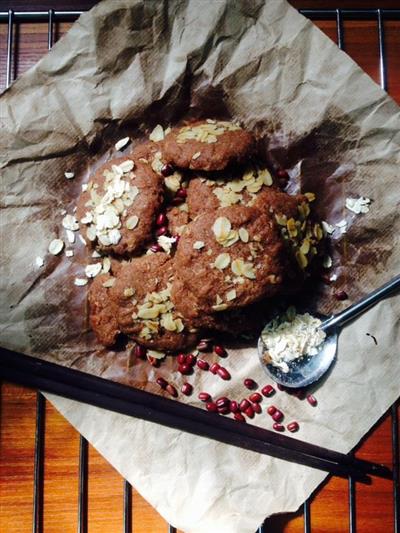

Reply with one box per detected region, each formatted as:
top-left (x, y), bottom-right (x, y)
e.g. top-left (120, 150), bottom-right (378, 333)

top-left (299, 9), bottom-right (400, 20)
top-left (348, 476), bottom-right (356, 532)
top-left (168, 526), bottom-right (177, 533)
top-left (78, 436), bottom-right (88, 533)
top-left (0, 10), bottom-right (83, 20)
top-left (6, 9), bottom-right (13, 87)
top-left (123, 480), bottom-right (132, 533)
top-left (48, 9), bottom-right (54, 50)
top-left (303, 499), bottom-right (311, 533)
top-left (336, 9), bottom-right (344, 50)
top-left (32, 393), bottom-right (45, 533)
top-left (377, 9), bottom-right (388, 91)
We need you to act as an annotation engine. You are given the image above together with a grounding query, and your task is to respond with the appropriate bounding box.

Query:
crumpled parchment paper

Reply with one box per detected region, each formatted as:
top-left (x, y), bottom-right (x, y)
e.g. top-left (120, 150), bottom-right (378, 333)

top-left (1, 1), bottom-right (399, 532)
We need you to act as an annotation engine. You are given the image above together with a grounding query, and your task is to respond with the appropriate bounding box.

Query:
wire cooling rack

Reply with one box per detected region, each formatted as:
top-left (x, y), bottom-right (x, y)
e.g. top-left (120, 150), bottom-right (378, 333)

top-left (0, 6), bottom-right (399, 533)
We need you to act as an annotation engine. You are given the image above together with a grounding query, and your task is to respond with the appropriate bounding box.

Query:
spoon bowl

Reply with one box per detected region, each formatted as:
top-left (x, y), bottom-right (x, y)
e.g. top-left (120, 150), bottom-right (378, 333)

top-left (257, 275), bottom-right (399, 389)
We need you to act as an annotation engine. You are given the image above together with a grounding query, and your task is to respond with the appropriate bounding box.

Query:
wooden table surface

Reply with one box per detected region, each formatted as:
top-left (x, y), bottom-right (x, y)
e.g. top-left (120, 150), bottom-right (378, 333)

top-left (0, 2), bottom-right (399, 532)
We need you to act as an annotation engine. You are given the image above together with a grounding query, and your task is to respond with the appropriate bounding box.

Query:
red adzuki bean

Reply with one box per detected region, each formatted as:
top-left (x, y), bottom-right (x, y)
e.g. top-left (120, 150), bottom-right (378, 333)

top-left (216, 397), bottom-right (230, 408)
top-left (249, 392), bottom-right (262, 403)
top-left (273, 423), bottom-right (285, 432)
top-left (181, 383), bottom-right (193, 396)
top-left (178, 364), bottom-right (192, 375)
top-left (156, 213), bottom-right (167, 226)
top-left (176, 188), bottom-right (187, 198)
top-left (196, 359), bottom-right (209, 371)
top-left (210, 363), bottom-right (220, 374)
top-left (334, 290), bottom-right (348, 301)
top-left (156, 226), bottom-right (168, 237)
top-left (198, 392), bottom-right (211, 402)
top-left (197, 339), bottom-right (211, 352)
top-left (214, 345), bottom-right (227, 357)
top-left (267, 405), bottom-right (277, 416)
top-left (261, 384), bottom-right (275, 397)
top-left (134, 345), bottom-right (147, 359)
top-left (244, 378), bottom-right (257, 390)
top-left (251, 402), bottom-right (262, 414)
top-left (177, 353), bottom-right (186, 365)
top-left (245, 405), bottom-right (255, 419)
top-left (307, 394), bottom-right (318, 407)
top-left (234, 412), bottom-right (246, 422)
top-left (239, 399), bottom-right (250, 412)
top-left (272, 410), bottom-right (284, 422)
top-left (287, 421), bottom-right (299, 433)
top-left (156, 377), bottom-right (168, 389)
top-left (186, 354), bottom-right (196, 366)
top-left (230, 401), bottom-right (239, 413)
top-left (217, 367), bottom-right (231, 380)
top-left (148, 356), bottom-right (159, 367)
top-left (161, 164), bottom-right (174, 177)
top-left (217, 406), bottom-right (230, 415)
top-left (277, 169), bottom-right (289, 179)
top-left (149, 244), bottom-right (162, 253)
top-left (206, 402), bottom-right (218, 412)
top-left (166, 384), bottom-right (177, 397)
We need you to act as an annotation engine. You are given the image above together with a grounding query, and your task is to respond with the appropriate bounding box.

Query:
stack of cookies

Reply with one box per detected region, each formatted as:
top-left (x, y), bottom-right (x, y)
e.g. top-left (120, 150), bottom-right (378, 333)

top-left (80, 120), bottom-right (324, 353)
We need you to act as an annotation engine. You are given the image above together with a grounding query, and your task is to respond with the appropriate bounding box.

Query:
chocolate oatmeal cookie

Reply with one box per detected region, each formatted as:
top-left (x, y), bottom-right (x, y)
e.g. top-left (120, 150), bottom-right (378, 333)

top-left (172, 205), bottom-right (286, 317)
top-left (109, 254), bottom-right (199, 352)
top-left (163, 120), bottom-right (255, 171)
top-left (76, 156), bottom-right (163, 256)
top-left (88, 273), bottom-right (120, 347)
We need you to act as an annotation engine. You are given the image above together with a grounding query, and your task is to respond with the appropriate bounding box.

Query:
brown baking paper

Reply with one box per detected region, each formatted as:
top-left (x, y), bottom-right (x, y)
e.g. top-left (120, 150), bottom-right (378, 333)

top-left (1, 1), bottom-right (399, 531)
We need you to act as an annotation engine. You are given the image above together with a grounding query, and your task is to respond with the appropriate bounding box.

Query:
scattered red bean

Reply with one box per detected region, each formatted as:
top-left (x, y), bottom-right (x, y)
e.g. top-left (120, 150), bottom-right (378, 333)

top-left (334, 290), bottom-right (348, 301)
top-left (277, 384), bottom-right (285, 391)
top-left (230, 400), bottom-right (239, 413)
top-left (239, 399), bottom-right (251, 412)
top-left (166, 384), bottom-right (177, 397)
top-left (178, 364), bottom-right (192, 375)
top-left (156, 213), bottom-right (167, 226)
top-left (272, 410), bottom-right (284, 422)
top-left (156, 377), bottom-right (168, 389)
top-left (277, 168), bottom-right (289, 179)
top-left (251, 402), bottom-right (262, 414)
top-left (161, 163), bottom-right (174, 177)
top-left (173, 234), bottom-right (180, 245)
top-left (181, 383), bottom-right (193, 396)
top-left (267, 405), bottom-right (277, 416)
top-left (206, 401), bottom-right (218, 412)
top-left (176, 187), bottom-right (187, 198)
top-left (210, 362), bottom-right (220, 374)
top-left (134, 345), bottom-right (147, 359)
top-left (171, 196), bottom-right (184, 206)
top-left (307, 394), bottom-right (318, 407)
top-left (245, 405), bottom-right (255, 419)
top-left (214, 345), bottom-right (227, 357)
top-left (186, 354), bottom-right (196, 366)
top-left (287, 421), bottom-right (300, 433)
top-left (156, 226), bottom-right (168, 237)
top-left (196, 359), bottom-right (209, 371)
top-left (249, 392), bottom-right (262, 403)
top-left (216, 397), bottom-right (230, 408)
top-left (244, 378), bottom-right (257, 390)
top-left (273, 422), bottom-right (285, 432)
top-left (149, 244), bottom-right (163, 253)
top-left (198, 392), bottom-right (211, 402)
top-left (234, 412), bottom-right (246, 422)
top-left (217, 406), bottom-right (230, 415)
top-left (293, 388), bottom-right (306, 400)
top-left (197, 339), bottom-right (212, 352)
top-left (148, 356), bottom-right (159, 367)
top-left (217, 367), bottom-right (231, 380)
top-left (261, 384), bottom-right (275, 397)
top-left (177, 353), bottom-right (186, 365)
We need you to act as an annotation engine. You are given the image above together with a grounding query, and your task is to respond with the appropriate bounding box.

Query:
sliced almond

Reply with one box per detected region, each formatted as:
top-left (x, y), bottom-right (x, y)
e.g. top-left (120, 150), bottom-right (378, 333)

top-left (64, 171), bottom-right (75, 179)
top-left (48, 239), bottom-right (64, 255)
top-left (74, 278), bottom-right (88, 286)
top-left (123, 287), bottom-right (135, 297)
top-left (115, 137), bottom-right (130, 151)
top-left (212, 303), bottom-right (228, 311)
top-left (118, 159), bottom-right (134, 173)
top-left (192, 151), bottom-right (201, 160)
top-left (149, 124), bottom-right (165, 142)
top-left (238, 227), bottom-right (249, 243)
top-left (65, 250), bottom-right (74, 257)
top-left (225, 289), bottom-right (237, 301)
top-left (85, 263), bottom-right (102, 278)
top-left (193, 240), bottom-right (205, 250)
top-left (214, 253), bottom-right (231, 270)
top-left (126, 215), bottom-right (139, 230)
top-left (102, 277), bottom-right (116, 288)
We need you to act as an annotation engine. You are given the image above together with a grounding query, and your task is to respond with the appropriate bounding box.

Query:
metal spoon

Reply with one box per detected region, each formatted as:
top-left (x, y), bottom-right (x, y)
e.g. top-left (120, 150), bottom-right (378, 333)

top-left (258, 275), bottom-right (400, 388)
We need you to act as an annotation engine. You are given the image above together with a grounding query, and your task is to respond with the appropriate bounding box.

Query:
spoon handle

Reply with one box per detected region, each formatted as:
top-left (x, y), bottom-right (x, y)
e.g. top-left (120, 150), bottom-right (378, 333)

top-left (321, 274), bottom-right (400, 332)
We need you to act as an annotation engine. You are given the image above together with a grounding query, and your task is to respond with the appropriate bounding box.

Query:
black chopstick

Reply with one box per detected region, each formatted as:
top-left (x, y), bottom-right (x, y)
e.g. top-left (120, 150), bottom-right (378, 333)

top-left (0, 349), bottom-right (392, 483)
